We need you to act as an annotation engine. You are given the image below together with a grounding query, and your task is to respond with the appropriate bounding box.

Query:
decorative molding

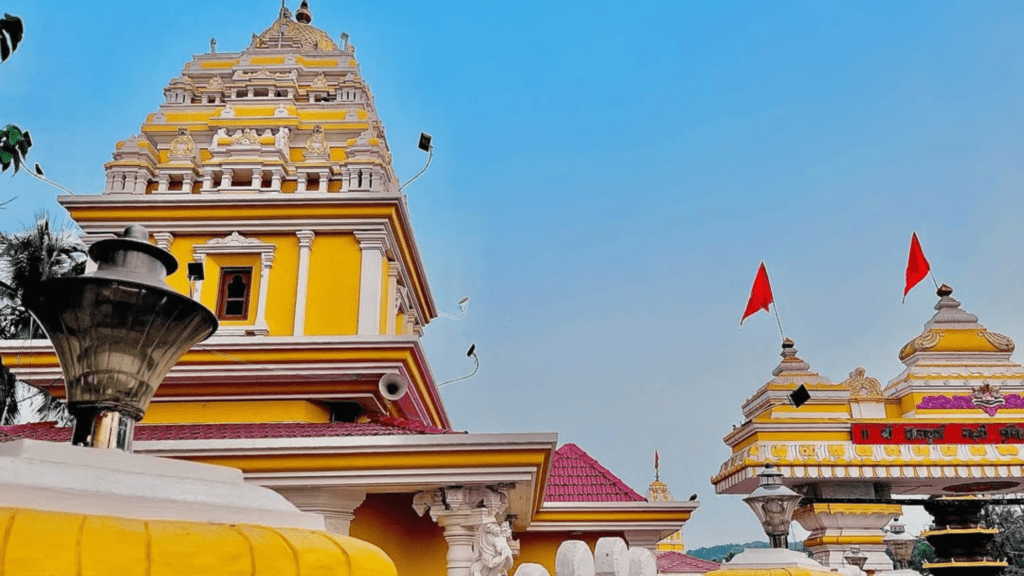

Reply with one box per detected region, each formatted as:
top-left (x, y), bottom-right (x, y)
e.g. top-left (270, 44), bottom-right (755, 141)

top-left (193, 233), bottom-right (276, 336)
top-left (842, 367), bottom-right (883, 398)
top-left (151, 232), bottom-right (174, 252)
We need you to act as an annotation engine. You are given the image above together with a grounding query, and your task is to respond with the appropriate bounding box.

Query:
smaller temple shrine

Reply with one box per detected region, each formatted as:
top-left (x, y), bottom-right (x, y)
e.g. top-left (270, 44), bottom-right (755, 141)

top-left (714, 284), bottom-right (1024, 573)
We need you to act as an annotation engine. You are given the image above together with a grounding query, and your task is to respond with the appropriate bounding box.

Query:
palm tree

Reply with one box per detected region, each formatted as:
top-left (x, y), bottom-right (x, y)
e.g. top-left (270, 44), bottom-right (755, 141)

top-left (0, 214), bottom-right (85, 425)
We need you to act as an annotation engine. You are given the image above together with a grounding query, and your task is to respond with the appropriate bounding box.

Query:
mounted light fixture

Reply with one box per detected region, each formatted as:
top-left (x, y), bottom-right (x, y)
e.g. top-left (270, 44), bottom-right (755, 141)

top-left (399, 132), bottom-right (434, 192)
top-left (742, 464), bottom-right (803, 549)
top-left (843, 545), bottom-right (868, 570)
top-left (883, 518), bottom-right (918, 570)
top-left (24, 225), bottom-right (218, 452)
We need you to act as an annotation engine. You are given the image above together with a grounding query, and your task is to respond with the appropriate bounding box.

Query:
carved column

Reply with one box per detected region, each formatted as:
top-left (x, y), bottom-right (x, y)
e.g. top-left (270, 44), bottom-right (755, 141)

top-left (251, 168), bottom-right (262, 189)
top-left (292, 230), bottom-right (315, 336)
top-left (134, 171), bottom-right (149, 194)
top-left (201, 170), bottom-right (215, 192)
top-left (275, 487), bottom-right (366, 536)
top-left (270, 169), bottom-right (283, 191)
top-left (220, 169), bottom-right (233, 189)
top-left (413, 486), bottom-right (513, 576)
top-left (354, 231), bottom-right (389, 336)
top-left (296, 173), bottom-right (308, 193)
top-left (318, 170), bottom-right (329, 192)
top-left (253, 251), bottom-right (274, 336)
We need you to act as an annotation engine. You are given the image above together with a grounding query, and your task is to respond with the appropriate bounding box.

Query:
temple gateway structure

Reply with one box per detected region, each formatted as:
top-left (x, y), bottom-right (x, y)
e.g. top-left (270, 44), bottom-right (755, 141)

top-left (0, 3), bottom-right (698, 576)
top-left (714, 284), bottom-right (1024, 573)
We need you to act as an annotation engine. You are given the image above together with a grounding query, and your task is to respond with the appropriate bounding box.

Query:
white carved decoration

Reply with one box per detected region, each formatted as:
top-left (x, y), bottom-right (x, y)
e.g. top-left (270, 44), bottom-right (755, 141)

top-left (275, 127), bottom-right (290, 152)
top-left (209, 128), bottom-right (228, 151)
top-left (274, 103), bottom-right (289, 117)
top-left (626, 549), bottom-right (656, 576)
top-left (208, 75), bottom-right (224, 91)
top-left (208, 231), bottom-right (264, 246)
top-left (470, 522), bottom-right (514, 576)
top-left (594, 538), bottom-right (629, 576)
top-left (555, 541), bottom-right (595, 576)
top-left (312, 72), bottom-right (329, 88)
top-left (219, 104), bottom-right (235, 118)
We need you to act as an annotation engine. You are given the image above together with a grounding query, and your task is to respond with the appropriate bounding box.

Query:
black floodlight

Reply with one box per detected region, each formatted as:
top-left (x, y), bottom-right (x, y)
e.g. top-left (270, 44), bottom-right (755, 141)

top-left (418, 132), bottom-right (432, 152)
top-left (466, 343), bottom-right (476, 358)
top-left (187, 262), bottom-right (205, 281)
top-left (788, 384), bottom-right (811, 408)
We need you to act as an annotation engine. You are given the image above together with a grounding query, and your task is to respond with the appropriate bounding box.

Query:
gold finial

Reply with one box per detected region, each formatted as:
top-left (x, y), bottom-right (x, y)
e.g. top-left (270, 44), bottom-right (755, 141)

top-left (296, 0), bottom-right (313, 24)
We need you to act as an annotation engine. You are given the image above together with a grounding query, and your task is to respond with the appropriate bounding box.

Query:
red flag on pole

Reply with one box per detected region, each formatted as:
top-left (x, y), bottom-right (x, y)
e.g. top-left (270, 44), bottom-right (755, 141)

top-left (741, 262), bottom-right (774, 325)
top-left (903, 232), bottom-right (931, 302)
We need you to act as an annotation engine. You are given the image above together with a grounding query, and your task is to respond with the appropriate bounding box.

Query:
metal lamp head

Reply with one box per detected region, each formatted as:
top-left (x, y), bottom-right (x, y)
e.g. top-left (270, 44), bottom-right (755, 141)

top-left (883, 518), bottom-right (918, 569)
top-left (844, 545), bottom-right (868, 570)
top-left (742, 464), bottom-right (803, 549)
top-left (24, 225), bottom-right (218, 451)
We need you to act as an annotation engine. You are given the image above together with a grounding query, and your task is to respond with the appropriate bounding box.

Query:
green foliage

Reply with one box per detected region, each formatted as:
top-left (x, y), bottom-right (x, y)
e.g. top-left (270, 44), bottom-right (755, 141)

top-left (0, 14), bottom-right (23, 64)
top-left (687, 541), bottom-right (768, 562)
top-left (0, 215), bottom-right (85, 425)
top-left (0, 124), bottom-right (31, 174)
top-left (910, 539), bottom-right (936, 574)
top-left (984, 504), bottom-right (1024, 575)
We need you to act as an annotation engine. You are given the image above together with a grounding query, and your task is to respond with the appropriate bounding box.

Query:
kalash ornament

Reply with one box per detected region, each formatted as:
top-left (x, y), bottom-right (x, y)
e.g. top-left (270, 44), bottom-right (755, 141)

top-left (24, 225), bottom-right (217, 451)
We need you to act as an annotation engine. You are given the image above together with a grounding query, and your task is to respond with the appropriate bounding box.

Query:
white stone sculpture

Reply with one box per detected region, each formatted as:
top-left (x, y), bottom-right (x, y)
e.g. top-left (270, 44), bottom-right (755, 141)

top-left (220, 104), bottom-right (235, 118)
top-left (275, 127), bottom-right (291, 152)
top-left (470, 522), bottom-right (514, 576)
top-left (594, 538), bottom-right (629, 576)
top-left (209, 128), bottom-right (227, 151)
top-left (555, 541), bottom-right (595, 576)
top-left (626, 548), bottom-right (656, 576)
top-left (274, 103), bottom-right (289, 117)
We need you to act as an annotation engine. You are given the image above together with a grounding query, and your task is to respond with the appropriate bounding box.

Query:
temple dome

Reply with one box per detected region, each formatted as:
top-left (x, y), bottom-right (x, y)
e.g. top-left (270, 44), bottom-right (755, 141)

top-left (254, 4), bottom-right (339, 52)
top-left (898, 284), bottom-right (1015, 362)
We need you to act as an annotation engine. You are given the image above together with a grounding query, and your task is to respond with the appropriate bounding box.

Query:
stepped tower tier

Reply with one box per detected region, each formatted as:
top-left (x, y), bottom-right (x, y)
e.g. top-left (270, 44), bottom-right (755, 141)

top-left (14, 3), bottom-right (447, 429)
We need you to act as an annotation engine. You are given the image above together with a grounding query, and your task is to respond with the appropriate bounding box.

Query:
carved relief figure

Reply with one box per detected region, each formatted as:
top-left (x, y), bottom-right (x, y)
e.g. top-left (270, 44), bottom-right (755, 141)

top-left (208, 75), bottom-right (224, 91)
top-left (312, 72), bottom-right (328, 88)
top-left (304, 125), bottom-right (329, 156)
top-left (470, 522), bottom-right (513, 576)
top-left (168, 127), bottom-right (196, 159)
top-left (274, 103), bottom-right (289, 117)
top-left (209, 128), bottom-right (228, 151)
top-left (219, 104), bottom-right (235, 118)
top-left (275, 127), bottom-right (291, 152)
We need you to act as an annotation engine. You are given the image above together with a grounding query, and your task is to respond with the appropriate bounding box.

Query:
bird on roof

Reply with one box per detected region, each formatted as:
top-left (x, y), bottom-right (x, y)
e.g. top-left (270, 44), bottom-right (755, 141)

top-left (688, 493), bottom-right (697, 501)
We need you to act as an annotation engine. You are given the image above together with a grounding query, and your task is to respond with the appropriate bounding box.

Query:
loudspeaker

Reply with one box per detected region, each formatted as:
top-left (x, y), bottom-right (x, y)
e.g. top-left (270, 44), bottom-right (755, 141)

top-left (378, 373), bottom-right (409, 401)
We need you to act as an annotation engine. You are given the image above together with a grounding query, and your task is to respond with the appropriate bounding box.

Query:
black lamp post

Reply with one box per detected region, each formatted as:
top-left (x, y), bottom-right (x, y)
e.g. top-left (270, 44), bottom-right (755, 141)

top-left (24, 225), bottom-right (217, 451)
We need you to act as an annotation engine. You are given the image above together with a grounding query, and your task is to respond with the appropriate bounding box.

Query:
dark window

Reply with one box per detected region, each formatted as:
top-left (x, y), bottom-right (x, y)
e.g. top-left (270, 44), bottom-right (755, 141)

top-left (217, 267), bottom-right (253, 319)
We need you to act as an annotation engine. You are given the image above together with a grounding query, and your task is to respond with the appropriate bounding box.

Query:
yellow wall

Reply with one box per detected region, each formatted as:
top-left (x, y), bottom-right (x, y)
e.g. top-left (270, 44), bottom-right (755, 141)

top-left (165, 233), bottom-right (300, 336)
top-left (350, 493), bottom-right (447, 576)
top-left (515, 531), bottom-right (625, 575)
top-left (305, 233), bottom-right (361, 335)
top-left (144, 400), bottom-right (330, 424)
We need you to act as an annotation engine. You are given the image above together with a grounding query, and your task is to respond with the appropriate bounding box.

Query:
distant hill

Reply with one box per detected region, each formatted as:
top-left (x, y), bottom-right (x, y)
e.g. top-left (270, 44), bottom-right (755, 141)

top-left (686, 541), bottom-right (768, 562)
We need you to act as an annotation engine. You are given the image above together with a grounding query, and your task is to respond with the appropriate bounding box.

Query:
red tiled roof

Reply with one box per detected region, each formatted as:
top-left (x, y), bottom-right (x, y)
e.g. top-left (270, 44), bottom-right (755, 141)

top-left (544, 443), bottom-right (645, 503)
top-left (0, 416), bottom-right (454, 443)
top-left (657, 552), bottom-right (720, 573)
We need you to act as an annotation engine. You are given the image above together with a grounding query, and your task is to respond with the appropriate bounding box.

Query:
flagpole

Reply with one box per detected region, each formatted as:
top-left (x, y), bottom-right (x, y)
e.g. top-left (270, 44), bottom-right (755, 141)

top-left (772, 302), bottom-right (785, 342)
top-left (928, 270), bottom-right (940, 290)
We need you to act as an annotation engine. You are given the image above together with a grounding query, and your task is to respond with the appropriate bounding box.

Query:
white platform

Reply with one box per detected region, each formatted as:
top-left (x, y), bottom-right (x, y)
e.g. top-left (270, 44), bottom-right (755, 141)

top-left (0, 439), bottom-right (323, 529)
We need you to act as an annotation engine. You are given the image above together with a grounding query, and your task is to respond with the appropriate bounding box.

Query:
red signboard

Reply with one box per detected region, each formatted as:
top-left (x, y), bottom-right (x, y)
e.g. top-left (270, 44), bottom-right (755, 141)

top-left (853, 422), bottom-right (1024, 445)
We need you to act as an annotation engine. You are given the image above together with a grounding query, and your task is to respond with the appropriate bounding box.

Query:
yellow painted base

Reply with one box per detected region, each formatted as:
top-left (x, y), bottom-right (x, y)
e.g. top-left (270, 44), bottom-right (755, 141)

top-left (0, 506), bottom-right (396, 576)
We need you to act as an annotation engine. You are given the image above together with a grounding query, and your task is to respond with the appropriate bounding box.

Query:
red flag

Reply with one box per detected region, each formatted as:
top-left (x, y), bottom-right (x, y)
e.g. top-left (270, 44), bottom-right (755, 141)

top-left (741, 262), bottom-right (774, 325)
top-left (654, 450), bottom-right (659, 470)
top-left (903, 232), bottom-right (931, 301)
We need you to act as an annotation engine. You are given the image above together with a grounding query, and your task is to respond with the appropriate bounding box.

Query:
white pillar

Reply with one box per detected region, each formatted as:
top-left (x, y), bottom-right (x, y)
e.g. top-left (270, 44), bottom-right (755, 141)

top-left (181, 173), bottom-right (194, 194)
top-left (251, 168), bottom-right (262, 189)
top-left (202, 171), bottom-right (214, 191)
top-left (354, 231), bottom-right (389, 336)
top-left (385, 262), bottom-right (399, 335)
top-left (293, 230), bottom-right (315, 336)
top-left (318, 170), bottom-right (329, 192)
top-left (220, 169), bottom-right (233, 189)
top-left (134, 172), bottom-right (149, 194)
top-left (271, 169), bottom-right (283, 191)
top-left (416, 486), bottom-right (512, 576)
top-left (275, 487), bottom-right (366, 536)
top-left (297, 173), bottom-right (307, 193)
top-left (253, 251), bottom-right (274, 336)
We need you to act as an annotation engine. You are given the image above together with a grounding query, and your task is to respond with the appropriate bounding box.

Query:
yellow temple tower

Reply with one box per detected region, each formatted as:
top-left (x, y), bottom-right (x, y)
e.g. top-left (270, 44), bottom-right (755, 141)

top-left (0, 4), bottom-right (701, 575)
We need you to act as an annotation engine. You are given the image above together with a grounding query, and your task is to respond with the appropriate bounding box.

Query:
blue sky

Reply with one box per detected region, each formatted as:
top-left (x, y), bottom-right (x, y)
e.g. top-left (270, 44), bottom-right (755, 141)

top-left (3, 0), bottom-right (1024, 547)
